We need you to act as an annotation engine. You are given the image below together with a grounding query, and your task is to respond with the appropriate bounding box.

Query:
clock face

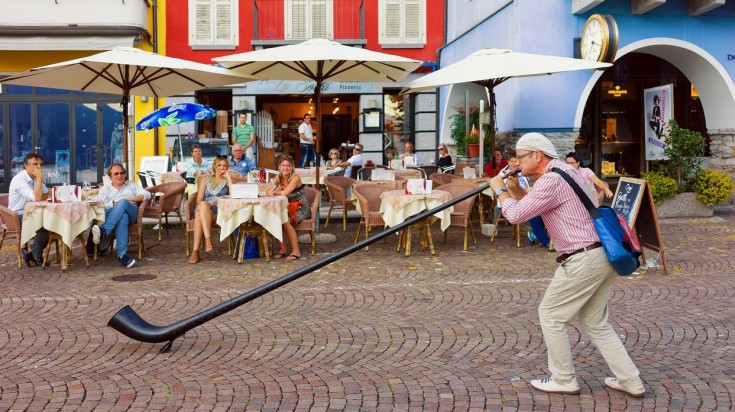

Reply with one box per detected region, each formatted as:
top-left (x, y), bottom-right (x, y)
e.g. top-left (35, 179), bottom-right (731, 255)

top-left (582, 18), bottom-right (604, 61)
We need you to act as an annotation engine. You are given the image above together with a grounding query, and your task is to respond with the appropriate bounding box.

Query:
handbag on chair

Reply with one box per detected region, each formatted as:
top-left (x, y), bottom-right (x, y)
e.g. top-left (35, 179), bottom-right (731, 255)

top-left (242, 234), bottom-right (259, 259)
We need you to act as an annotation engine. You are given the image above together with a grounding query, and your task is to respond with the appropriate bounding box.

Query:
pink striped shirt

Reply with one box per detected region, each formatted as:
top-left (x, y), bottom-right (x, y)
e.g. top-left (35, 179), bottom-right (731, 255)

top-left (501, 159), bottom-right (599, 253)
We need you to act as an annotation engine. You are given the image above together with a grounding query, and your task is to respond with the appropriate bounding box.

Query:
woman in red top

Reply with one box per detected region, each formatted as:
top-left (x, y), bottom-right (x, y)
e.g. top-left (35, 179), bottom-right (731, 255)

top-left (484, 148), bottom-right (508, 177)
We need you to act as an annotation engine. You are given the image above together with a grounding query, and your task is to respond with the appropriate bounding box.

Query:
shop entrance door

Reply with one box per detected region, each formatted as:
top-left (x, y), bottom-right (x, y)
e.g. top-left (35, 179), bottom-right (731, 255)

top-left (74, 102), bottom-right (124, 185)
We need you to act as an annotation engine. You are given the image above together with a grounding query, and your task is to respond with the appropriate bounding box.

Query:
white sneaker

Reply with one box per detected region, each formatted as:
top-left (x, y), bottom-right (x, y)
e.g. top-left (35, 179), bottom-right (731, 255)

top-left (529, 377), bottom-right (580, 395)
top-left (604, 377), bottom-right (645, 398)
top-left (92, 225), bottom-right (102, 244)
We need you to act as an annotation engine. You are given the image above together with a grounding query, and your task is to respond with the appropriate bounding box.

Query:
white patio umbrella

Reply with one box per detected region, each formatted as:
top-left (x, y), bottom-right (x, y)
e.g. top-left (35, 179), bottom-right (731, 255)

top-left (0, 47), bottom-right (253, 164)
top-left (403, 48), bottom-right (612, 173)
top-left (214, 38), bottom-right (422, 189)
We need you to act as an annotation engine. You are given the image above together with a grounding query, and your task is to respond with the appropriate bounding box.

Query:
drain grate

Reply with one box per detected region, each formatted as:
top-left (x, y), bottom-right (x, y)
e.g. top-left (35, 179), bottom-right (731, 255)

top-left (112, 274), bottom-right (157, 282)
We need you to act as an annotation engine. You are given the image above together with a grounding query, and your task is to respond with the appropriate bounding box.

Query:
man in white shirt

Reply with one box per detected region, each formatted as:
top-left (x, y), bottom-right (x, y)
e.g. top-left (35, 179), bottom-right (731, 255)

top-left (337, 143), bottom-right (364, 178)
top-left (298, 113), bottom-right (316, 167)
top-left (90, 163), bottom-right (151, 267)
top-left (8, 153), bottom-right (50, 267)
top-left (400, 142), bottom-right (419, 165)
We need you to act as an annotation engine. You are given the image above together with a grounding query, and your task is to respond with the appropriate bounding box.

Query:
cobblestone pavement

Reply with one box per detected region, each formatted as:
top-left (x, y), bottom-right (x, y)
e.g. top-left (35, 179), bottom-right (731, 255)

top-left (1, 211), bottom-right (734, 411)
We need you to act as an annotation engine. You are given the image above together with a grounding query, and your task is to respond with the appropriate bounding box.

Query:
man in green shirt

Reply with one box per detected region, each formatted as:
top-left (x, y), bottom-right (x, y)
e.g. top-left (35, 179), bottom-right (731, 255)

top-left (231, 112), bottom-right (255, 161)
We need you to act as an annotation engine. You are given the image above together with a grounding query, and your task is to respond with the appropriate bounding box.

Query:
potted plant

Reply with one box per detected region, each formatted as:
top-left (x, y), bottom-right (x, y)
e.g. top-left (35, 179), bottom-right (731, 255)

top-left (466, 124), bottom-right (480, 157)
top-left (449, 102), bottom-right (490, 157)
top-left (645, 120), bottom-right (734, 217)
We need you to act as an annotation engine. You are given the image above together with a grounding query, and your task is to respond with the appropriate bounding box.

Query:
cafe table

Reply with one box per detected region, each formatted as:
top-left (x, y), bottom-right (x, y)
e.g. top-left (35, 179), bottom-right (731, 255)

top-left (379, 189), bottom-right (453, 256)
top-left (216, 194), bottom-right (288, 262)
top-left (21, 199), bottom-right (106, 270)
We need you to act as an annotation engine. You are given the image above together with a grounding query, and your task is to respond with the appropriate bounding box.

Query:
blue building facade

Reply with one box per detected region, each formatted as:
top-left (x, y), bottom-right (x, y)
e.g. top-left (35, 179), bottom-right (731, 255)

top-left (435, 0), bottom-right (735, 179)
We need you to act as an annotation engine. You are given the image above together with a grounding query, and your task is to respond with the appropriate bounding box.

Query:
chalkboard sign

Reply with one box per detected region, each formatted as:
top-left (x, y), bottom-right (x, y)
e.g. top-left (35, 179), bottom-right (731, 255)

top-left (612, 178), bottom-right (643, 226)
top-left (612, 177), bottom-right (668, 275)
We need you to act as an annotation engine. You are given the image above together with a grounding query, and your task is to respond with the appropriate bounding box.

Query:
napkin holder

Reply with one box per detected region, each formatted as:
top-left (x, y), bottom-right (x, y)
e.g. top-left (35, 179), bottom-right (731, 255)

top-left (52, 185), bottom-right (81, 203)
top-left (405, 179), bottom-right (432, 195)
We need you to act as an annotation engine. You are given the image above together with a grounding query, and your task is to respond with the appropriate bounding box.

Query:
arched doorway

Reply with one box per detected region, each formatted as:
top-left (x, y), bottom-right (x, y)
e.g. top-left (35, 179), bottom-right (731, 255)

top-left (575, 38), bottom-right (735, 180)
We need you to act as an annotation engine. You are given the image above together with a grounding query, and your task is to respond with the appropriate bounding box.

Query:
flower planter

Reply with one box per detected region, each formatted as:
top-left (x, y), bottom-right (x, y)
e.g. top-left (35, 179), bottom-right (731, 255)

top-left (656, 192), bottom-right (713, 218)
top-left (467, 143), bottom-right (480, 157)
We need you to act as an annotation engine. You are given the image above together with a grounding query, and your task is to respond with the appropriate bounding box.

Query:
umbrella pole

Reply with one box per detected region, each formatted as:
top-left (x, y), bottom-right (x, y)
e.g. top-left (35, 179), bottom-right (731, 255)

top-left (178, 124), bottom-right (184, 164)
top-left (314, 77), bottom-right (322, 233)
top-left (122, 94), bottom-right (129, 166)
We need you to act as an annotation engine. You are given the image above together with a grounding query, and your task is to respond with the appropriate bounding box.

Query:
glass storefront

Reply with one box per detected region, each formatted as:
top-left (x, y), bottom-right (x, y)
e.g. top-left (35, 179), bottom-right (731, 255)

top-left (0, 85), bottom-right (122, 190)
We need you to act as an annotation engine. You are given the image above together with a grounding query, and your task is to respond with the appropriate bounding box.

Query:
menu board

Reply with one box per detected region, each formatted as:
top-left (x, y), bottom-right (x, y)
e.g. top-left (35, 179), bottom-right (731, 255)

top-left (612, 178), bottom-right (643, 226)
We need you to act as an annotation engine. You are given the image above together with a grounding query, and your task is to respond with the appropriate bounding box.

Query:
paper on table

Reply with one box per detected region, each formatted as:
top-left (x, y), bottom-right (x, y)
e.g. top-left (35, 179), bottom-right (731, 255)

top-left (231, 183), bottom-right (259, 199)
top-left (52, 185), bottom-right (81, 203)
top-left (463, 167), bottom-right (477, 179)
top-left (372, 169), bottom-right (395, 181)
top-left (405, 179), bottom-right (432, 195)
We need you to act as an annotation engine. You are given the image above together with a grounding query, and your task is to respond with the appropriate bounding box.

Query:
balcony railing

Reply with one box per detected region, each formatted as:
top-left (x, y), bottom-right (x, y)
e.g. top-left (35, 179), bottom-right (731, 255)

top-left (253, 0), bottom-right (365, 47)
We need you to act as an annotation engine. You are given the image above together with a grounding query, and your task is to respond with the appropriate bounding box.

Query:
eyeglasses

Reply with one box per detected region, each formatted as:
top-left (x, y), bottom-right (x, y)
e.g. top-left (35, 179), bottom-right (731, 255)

top-left (566, 160), bottom-right (579, 165)
top-left (437, 147), bottom-right (445, 152)
top-left (112, 171), bottom-right (126, 176)
top-left (215, 155), bottom-right (227, 159)
top-left (233, 149), bottom-right (244, 152)
top-left (516, 151), bottom-right (536, 161)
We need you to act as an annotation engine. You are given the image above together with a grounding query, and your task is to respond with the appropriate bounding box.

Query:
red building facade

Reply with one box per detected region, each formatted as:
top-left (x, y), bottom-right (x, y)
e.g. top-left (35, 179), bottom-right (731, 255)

top-left (164, 0), bottom-right (444, 167)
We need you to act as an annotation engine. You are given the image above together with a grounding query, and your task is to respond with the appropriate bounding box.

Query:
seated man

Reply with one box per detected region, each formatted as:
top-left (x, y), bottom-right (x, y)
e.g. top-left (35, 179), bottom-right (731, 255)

top-left (229, 143), bottom-right (257, 175)
top-left (337, 143), bottom-right (364, 178)
top-left (90, 163), bottom-right (151, 268)
top-left (399, 142), bottom-right (419, 165)
top-left (8, 153), bottom-right (49, 267)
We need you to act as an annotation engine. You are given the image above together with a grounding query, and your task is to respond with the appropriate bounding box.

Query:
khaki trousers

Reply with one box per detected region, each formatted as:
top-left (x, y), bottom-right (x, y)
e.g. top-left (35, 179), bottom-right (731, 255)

top-left (539, 247), bottom-right (642, 387)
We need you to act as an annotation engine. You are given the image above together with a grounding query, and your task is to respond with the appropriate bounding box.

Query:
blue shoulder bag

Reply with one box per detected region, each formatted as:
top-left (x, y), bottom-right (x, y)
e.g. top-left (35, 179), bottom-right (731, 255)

top-left (553, 168), bottom-right (642, 276)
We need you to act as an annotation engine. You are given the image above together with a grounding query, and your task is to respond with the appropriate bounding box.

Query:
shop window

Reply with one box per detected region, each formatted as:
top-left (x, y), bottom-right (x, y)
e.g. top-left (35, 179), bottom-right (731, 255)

top-left (285, 0), bottom-right (333, 39)
top-left (189, 0), bottom-right (238, 48)
top-left (379, 0), bottom-right (425, 47)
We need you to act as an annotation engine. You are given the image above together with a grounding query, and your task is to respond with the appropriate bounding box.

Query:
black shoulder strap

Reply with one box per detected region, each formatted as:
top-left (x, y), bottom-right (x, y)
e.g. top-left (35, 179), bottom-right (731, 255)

top-left (551, 167), bottom-right (601, 219)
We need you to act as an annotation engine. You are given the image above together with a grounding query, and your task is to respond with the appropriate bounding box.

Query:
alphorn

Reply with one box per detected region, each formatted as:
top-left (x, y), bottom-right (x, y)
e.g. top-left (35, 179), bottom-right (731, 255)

top-left (109, 183), bottom-right (491, 353)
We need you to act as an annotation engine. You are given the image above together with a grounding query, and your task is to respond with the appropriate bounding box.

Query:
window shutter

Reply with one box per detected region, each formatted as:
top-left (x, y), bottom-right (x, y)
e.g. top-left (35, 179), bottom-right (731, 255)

top-left (288, 0), bottom-right (307, 39)
top-left (311, 0), bottom-right (327, 38)
top-left (195, 0), bottom-right (212, 44)
top-left (385, 0), bottom-right (401, 40)
top-left (404, 0), bottom-right (421, 42)
top-left (215, 0), bottom-right (233, 43)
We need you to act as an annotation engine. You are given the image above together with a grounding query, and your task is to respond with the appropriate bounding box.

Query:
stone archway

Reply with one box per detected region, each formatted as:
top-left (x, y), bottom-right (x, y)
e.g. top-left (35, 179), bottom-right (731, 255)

top-left (575, 38), bottom-right (735, 175)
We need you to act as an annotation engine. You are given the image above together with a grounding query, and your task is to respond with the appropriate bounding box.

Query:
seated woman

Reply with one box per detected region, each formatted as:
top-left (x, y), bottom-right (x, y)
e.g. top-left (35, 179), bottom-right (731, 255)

top-left (326, 148), bottom-right (341, 169)
top-left (436, 144), bottom-right (453, 171)
top-left (188, 157), bottom-right (233, 264)
top-left (266, 155), bottom-right (311, 260)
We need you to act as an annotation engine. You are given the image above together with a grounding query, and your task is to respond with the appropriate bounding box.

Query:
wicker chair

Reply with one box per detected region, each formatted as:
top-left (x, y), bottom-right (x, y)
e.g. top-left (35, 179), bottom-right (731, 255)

top-left (294, 186), bottom-right (321, 255)
top-left (352, 184), bottom-right (393, 250)
top-left (429, 172), bottom-right (455, 188)
top-left (144, 182), bottom-right (187, 241)
top-left (184, 188), bottom-right (230, 257)
top-left (96, 200), bottom-right (148, 260)
top-left (324, 175), bottom-right (356, 231)
top-left (439, 183), bottom-right (478, 250)
top-left (0, 204), bottom-right (24, 268)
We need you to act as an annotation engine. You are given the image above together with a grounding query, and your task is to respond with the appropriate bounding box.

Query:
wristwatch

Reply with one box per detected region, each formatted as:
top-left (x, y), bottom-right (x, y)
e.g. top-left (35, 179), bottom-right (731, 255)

top-left (495, 188), bottom-right (508, 197)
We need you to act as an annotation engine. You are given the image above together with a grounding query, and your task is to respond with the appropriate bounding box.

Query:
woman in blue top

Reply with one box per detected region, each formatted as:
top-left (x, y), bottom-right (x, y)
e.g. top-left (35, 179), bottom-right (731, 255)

top-left (188, 157), bottom-right (232, 264)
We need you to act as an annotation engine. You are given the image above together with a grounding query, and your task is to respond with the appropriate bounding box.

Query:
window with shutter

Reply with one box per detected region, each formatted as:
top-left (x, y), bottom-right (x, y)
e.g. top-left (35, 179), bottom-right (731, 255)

top-left (285, 0), bottom-right (333, 40)
top-left (189, 0), bottom-right (238, 48)
top-left (379, 0), bottom-right (426, 46)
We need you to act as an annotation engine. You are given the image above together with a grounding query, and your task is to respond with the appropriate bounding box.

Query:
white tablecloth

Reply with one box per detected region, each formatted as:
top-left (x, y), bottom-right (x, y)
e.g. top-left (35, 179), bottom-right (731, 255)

top-left (216, 195), bottom-right (288, 242)
top-left (21, 200), bottom-right (106, 247)
top-left (379, 190), bottom-right (453, 231)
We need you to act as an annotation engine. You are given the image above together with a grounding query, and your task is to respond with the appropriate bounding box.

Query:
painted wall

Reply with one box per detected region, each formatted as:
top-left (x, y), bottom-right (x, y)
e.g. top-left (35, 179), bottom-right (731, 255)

top-left (439, 0), bottom-right (735, 136)
top-left (166, 0), bottom-right (443, 65)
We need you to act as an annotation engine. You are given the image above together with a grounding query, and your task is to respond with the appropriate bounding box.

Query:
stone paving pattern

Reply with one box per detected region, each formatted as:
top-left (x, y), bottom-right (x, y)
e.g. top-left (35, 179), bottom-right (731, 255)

top-left (0, 211), bottom-right (734, 411)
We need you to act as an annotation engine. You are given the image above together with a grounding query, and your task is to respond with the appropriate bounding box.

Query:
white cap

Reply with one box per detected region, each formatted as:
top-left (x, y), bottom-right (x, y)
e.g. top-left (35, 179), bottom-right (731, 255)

top-left (515, 132), bottom-right (559, 159)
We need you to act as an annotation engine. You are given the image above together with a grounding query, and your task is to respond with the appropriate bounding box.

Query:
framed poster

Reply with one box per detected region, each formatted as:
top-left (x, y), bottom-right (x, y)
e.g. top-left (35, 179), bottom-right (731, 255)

top-left (644, 84), bottom-right (673, 160)
top-left (362, 110), bottom-right (383, 132)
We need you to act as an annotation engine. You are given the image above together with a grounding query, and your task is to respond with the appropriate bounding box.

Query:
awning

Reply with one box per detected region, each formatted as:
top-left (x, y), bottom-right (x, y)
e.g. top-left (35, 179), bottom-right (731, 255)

top-left (0, 36), bottom-right (137, 51)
